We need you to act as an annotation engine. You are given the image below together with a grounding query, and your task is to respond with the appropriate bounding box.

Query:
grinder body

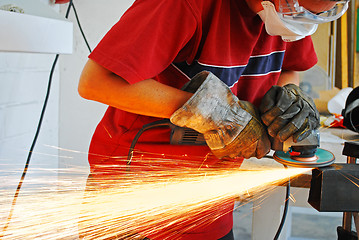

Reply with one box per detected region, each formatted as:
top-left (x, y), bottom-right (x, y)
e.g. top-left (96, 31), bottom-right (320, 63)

top-left (272, 129), bottom-right (320, 158)
top-left (272, 129), bottom-right (335, 168)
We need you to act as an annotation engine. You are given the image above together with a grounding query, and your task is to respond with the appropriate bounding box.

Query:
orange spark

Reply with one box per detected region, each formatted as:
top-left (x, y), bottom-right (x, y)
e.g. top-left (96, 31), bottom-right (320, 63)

top-left (0, 166), bottom-right (310, 240)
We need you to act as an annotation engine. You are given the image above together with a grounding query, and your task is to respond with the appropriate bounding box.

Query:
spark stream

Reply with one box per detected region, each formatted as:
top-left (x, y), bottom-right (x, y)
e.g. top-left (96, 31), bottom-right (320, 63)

top-left (1, 167), bottom-right (310, 240)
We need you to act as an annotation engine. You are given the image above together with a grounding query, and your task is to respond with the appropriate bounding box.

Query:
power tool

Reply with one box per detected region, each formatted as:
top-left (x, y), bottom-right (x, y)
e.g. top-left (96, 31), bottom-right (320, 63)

top-left (127, 120), bottom-right (335, 168)
top-left (272, 129), bottom-right (335, 168)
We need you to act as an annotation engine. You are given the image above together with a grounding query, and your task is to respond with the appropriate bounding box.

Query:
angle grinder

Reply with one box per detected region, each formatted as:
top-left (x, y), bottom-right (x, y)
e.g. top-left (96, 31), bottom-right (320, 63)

top-left (127, 120), bottom-right (335, 168)
top-left (272, 129), bottom-right (335, 168)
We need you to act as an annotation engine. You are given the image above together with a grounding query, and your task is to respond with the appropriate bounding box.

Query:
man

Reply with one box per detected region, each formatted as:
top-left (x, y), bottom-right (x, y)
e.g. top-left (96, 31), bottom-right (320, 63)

top-left (78, 0), bottom-right (348, 239)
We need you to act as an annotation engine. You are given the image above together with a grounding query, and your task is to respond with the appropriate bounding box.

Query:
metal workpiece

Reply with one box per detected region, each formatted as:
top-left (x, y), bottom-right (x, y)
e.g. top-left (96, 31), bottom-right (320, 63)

top-left (307, 140), bottom-right (359, 239)
top-left (308, 163), bottom-right (359, 212)
top-left (337, 226), bottom-right (358, 240)
top-left (340, 141), bottom-right (359, 238)
top-left (342, 141), bottom-right (359, 160)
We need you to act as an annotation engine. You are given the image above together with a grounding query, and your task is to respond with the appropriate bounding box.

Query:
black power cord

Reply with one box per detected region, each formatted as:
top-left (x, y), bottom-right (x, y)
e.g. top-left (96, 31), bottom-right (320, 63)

top-left (0, 56), bottom-right (62, 235)
top-left (126, 119), bottom-right (172, 165)
top-left (1, 1), bottom-right (93, 236)
top-left (261, 156), bottom-right (291, 240)
top-left (71, 2), bottom-right (92, 53)
top-left (274, 165), bottom-right (291, 240)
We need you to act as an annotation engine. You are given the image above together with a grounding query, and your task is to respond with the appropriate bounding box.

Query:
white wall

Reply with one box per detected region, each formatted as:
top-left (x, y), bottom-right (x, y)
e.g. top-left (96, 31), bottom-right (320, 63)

top-left (0, 0), bottom-right (134, 233)
top-left (58, 0), bottom-right (135, 172)
top-left (0, 0), bottom-right (63, 192)
top-left (0, 52), bottom-right (60, 181)
top-left (0, 0), bottom-right (135, 194)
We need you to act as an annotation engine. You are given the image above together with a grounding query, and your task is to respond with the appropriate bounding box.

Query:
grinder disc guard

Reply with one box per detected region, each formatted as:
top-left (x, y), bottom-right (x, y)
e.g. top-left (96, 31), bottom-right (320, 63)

top-left (273, 148), bottom-right (335, 168)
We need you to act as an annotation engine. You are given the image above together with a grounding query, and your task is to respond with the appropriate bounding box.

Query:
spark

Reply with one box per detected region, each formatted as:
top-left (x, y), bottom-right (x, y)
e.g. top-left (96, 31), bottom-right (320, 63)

top-left (45, 144), bottom-right (84, 154)
top-left (0, 166), bottom-right (310, 240)
top-left (103, 125), bottom-right (113, 139)
top-left (198, 153), bottom-right (209, 170)
top-left (338, 171), bottom-right (359, 188)
top-left (289, 193), bottom-right (296, 203)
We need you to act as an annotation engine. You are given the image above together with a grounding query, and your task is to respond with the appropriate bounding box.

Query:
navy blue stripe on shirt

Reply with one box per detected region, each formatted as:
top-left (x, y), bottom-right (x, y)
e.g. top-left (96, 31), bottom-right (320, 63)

top-left (173, 51), bottom-right (285, 87)
top-left (173, 61), bottom-right (246, 88)
top-left (242, 51), bottom-right (284, 76)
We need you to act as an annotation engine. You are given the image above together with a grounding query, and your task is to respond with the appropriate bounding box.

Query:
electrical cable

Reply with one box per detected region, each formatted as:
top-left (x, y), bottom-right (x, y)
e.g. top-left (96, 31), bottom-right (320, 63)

top-left (273, 165), bottom-right (290, 240)
top-left (126, 119), bottom-right (172, 166)
top-left (1, 1), bottom-right (75, 236)
top-left (71, 2), bottom-right (92, 53)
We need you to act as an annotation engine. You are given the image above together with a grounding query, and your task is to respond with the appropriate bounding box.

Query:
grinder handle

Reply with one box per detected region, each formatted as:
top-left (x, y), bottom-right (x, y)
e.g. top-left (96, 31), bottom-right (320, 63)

top-left (271, 129), bottom-right (320, 152)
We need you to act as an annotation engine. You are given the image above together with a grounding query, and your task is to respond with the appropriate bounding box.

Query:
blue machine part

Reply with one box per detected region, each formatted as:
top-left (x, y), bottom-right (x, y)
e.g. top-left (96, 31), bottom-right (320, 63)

top-left (273, 148), bottom-right (335, 168)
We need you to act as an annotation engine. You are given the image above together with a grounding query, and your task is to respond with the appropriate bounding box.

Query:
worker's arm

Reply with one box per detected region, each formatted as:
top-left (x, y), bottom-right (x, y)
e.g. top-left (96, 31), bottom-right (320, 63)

top-left (79, 63), bottom-right (270, 159)
top-left (78, 59), bottom-right (192, 118)
top-left (277, 70), bottom-right (300, 86)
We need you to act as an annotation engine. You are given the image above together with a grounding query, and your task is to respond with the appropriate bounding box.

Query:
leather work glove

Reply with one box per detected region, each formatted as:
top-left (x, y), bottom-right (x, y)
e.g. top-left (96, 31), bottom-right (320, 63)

top-left (259, 84), bottom-right (320, 143)
top-left (170, 71), bottom-right (270, 159)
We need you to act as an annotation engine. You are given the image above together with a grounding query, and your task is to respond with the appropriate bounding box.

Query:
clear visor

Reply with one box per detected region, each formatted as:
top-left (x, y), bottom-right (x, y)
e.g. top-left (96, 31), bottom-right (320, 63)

top-left (278, 0), bottom-right (349, 24)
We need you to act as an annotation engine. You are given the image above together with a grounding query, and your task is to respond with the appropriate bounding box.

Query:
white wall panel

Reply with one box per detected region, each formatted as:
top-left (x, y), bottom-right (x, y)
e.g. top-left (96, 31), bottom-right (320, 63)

top-left (58, 0), bottom-right (135, 170)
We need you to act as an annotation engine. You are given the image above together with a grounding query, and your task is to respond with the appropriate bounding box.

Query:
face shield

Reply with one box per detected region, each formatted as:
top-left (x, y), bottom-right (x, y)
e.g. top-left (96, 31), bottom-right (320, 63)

top-left (258, 0), bottom-right (349, 42)
top-left (278, 0), bottom-right (349, 24)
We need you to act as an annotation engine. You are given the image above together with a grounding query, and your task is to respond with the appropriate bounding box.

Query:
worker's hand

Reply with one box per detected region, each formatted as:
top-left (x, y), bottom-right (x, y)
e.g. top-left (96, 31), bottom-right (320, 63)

top-left (170, 71), bottom-right (270, 159)
top-left (259, 84), bottom-right (320, 143)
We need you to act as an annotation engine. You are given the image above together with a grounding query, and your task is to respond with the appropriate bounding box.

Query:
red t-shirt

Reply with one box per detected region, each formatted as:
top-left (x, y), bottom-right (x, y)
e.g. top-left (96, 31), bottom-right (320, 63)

top-left (87, 0), bottom-right (317, 239)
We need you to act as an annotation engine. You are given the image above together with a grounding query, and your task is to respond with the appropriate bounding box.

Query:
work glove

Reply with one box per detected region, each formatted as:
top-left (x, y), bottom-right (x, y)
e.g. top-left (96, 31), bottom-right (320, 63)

top-left (170, 71), bottom-right (270, 159)
top-left (259, 84), bottom-right (320, 143)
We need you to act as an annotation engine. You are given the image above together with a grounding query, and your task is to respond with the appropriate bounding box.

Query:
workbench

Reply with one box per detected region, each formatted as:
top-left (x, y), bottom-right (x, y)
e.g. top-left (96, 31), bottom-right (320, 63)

top-left (238, 127), bottom-right (359, 240)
